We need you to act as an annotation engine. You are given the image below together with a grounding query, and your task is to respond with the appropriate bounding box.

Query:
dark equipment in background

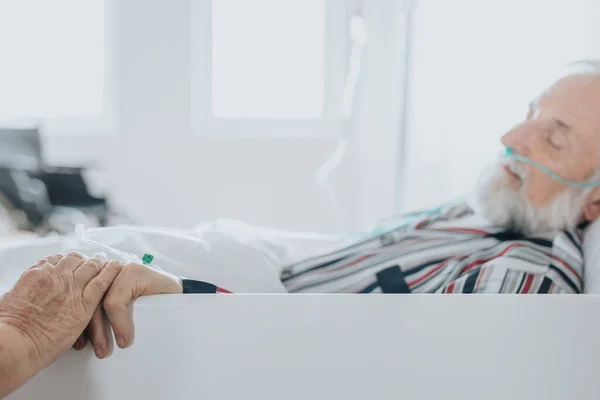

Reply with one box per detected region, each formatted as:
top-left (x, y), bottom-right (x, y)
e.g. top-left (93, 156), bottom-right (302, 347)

top-left (0, 127), bottom-right (112, 235)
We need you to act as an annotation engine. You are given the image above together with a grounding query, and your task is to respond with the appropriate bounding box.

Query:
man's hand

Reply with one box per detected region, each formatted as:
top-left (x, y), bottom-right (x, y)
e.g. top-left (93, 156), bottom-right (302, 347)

top-left (73, 263), bottom-right (182, 358)
top-left (0, 253), bottom-right (121, 381)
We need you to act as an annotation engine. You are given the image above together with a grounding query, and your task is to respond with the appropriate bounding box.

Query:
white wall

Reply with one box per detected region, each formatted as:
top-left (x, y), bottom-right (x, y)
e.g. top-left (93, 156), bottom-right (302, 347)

top-left (401, 0), bottom-right (600, 212)
top-left (47, 0), bottom-right (600, 230)
top-left (42, 0), bottom-right (409, 232)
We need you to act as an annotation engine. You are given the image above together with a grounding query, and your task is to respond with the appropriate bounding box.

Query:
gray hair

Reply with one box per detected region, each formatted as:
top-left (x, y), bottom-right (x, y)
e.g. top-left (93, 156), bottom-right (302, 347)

top-left (560, 59), bottom-right (600, 76)
top-left (532, 60), bottom-right (600, 104)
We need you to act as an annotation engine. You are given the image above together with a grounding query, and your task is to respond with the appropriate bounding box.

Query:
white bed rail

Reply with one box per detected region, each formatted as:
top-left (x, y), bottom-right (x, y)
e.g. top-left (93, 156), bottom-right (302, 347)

top-left (9, 294), bottom-right (600, 399)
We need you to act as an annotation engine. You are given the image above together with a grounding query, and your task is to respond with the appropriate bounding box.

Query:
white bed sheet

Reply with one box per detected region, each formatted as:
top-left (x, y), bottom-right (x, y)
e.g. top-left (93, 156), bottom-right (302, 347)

top-left (2, 218), bottom-right (600, 294)
top-left (0, 220), bottom-right (354, 295)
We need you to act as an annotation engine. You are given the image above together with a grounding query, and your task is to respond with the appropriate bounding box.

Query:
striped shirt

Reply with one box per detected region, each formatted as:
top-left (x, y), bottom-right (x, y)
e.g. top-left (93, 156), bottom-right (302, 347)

top-left (279, 202), bottom-right (584, 294)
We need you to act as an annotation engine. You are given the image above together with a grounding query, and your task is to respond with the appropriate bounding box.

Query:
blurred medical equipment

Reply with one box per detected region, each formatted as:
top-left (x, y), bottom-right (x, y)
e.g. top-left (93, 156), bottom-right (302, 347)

top-left (505, 147), bottom-right (600, 188)
top-left (315, 8), bottom-right (367, 230)
top-left (0, 126), bottom-right (133, 235)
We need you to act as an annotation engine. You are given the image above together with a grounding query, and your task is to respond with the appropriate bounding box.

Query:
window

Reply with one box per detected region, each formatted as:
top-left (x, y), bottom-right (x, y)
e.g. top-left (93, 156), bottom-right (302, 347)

top-left (212, 0), bottom-right (325, 119)
top-left (0, 0), bottom-right (113, 136)
top-left (191, 0), bottom-right (350, 136)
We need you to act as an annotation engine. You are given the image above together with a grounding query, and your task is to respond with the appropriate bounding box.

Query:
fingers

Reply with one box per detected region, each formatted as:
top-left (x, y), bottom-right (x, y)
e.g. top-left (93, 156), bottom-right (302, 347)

top-left (103, 268), bottom-right (136, 349)
top-left (73, 256), bottom-right (108, 287)
top-left (27, 253), bottom-right (64, 271)
top-left (72, 333), bottom-right (87, 350)
top-left (87, 306), bottom-right (109, 359)
top-left (102, 263), bottom-right (183, 349)
top-left (82, 260), bottom-right (122, 308)
top-left (55, 252), bottom-right (86, 272)
top-left (41, 253), bottom-right (64, 266)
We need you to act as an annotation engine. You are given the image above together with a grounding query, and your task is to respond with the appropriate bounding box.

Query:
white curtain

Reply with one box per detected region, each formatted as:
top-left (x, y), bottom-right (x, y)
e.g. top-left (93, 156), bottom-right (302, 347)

top-left (401, 0), bottom-right (600, 212)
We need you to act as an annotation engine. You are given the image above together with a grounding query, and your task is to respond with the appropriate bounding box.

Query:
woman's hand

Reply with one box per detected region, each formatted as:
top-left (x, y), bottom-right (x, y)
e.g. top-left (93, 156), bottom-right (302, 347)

top-left (0, 253), bottom-right (121, 387)
top-left (73, 262), bottom-right (182, 358)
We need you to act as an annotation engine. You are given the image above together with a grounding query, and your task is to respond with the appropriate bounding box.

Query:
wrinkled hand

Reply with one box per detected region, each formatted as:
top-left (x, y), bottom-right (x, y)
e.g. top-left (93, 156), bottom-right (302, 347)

top-left (0, 253), bottom-right (122, 371)
top-left (73, 263), bottom-right (182, 358)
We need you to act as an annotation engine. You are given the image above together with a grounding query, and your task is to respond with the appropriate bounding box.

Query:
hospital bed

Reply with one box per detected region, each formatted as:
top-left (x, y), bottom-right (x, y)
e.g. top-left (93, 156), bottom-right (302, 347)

top-left (3, 219), bottom-right (600, 400)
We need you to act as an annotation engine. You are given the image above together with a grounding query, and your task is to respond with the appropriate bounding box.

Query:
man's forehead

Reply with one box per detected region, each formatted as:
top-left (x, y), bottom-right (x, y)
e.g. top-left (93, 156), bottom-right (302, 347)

top-left (535, 74), bottom-right (600, 120)
top-left (540, 74), bottom-right (600, 105)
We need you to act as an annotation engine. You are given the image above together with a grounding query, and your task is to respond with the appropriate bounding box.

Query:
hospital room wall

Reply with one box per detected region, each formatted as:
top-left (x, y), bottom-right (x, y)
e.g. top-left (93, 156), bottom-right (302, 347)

top-left (43, 0), bottom-right (600, 230)
top-left (401, 0), bottom-right (600, 212)
top-left (40, 0), bottom-right (407, 232)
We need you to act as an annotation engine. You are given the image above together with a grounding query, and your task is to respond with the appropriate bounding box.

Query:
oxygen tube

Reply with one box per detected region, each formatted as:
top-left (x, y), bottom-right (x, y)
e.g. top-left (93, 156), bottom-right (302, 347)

top-left (504, 147), bottom-right (600, 188)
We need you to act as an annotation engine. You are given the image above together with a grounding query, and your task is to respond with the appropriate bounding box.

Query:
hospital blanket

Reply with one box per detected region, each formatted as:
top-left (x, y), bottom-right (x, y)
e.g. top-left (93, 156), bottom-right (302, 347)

top-left (280, 202), bottom-right (584, 294)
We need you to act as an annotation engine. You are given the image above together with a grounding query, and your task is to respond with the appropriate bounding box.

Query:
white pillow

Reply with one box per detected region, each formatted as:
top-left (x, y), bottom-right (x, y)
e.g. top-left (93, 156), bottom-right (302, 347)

top-left (583, 219), bottom-right (600, 293)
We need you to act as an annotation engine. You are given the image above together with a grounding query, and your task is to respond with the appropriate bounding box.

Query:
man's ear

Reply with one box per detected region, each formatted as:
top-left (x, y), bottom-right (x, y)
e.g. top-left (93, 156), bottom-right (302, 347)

top-left (582, 188), bottom-right (600, 222)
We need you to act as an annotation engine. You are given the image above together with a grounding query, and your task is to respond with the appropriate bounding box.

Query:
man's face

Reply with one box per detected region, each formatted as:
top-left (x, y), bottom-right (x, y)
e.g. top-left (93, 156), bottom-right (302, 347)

top-left (475, 74), bottom-right (600, 232)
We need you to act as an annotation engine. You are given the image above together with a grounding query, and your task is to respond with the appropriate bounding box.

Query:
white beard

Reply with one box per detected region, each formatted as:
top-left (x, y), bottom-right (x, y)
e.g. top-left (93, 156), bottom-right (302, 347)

top-left (473, 157), bottom-right (591, 233)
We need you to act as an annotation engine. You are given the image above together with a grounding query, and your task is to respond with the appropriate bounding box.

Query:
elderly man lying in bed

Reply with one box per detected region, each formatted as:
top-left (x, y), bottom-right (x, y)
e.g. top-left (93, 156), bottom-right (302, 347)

top-left (2, 64), bottom-right (600, 357)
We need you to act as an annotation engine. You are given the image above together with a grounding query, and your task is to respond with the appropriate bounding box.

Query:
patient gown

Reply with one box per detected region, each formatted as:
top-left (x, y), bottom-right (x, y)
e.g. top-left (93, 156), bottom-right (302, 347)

top-left (0, 201), bottom-right (584, 295)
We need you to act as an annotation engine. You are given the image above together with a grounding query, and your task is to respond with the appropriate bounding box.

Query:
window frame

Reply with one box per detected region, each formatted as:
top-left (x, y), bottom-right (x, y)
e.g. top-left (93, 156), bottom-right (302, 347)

top-left (190, 0), bottom-right (353, 138)
top-left (1, 0), bottom-right (117, 138)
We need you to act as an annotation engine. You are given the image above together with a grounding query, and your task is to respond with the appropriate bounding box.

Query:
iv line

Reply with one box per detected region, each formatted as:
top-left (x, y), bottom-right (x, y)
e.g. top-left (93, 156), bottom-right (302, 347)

top-left (75, 224), bottom-right (154, 265)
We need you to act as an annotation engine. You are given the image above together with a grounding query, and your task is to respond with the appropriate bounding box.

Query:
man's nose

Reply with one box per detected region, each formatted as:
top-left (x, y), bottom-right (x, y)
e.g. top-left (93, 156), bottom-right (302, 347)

top-left (500, 122), bottom-right (537, 156)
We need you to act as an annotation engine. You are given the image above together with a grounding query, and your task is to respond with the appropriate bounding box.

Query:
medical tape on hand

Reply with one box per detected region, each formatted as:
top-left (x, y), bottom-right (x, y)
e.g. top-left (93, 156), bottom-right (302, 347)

top-left (504, 147), bottom-right (600, 188)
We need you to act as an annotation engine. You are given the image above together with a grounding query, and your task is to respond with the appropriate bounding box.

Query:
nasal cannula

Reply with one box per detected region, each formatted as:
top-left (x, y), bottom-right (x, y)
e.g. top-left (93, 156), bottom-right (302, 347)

top-left (504, 147), bottom-right (600, 188)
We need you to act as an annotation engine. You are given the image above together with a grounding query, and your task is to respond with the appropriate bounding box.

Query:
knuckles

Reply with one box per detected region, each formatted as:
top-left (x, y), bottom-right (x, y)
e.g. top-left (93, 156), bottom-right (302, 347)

top-left (124, 263), bottom-right (146, 274)
top-left (21, 267), bottom-right (57, 291)
top-left (88, 278), bottom-right (107, 294)
top-left (102, 297), bottom-right (118, 310)
top-left (101, 263), bottom-right (147, 310)
top-left (36, 253), bottom-right (63, 266)
top-left (80, 258), bottom-right (103, 272)
top-left (117, 262), bottom-right (149, 281)
top-left (21, 267), bottom-right (41, 280)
